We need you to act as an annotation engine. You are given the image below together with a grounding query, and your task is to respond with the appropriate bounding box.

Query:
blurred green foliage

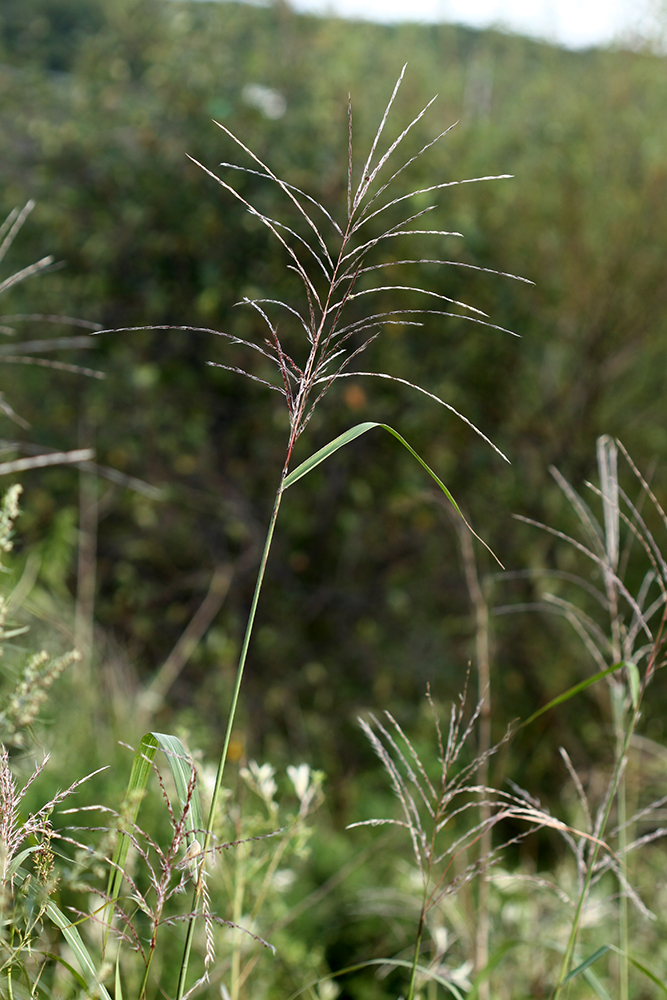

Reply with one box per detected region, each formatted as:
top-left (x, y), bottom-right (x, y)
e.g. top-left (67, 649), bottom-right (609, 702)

top-left (2, 0), bottom-right (667, 893)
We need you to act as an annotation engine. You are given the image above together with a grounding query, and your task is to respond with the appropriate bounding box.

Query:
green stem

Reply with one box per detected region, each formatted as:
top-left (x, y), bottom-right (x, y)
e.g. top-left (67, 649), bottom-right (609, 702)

top-left (230, 839), bottom-right (246, 1000)
top-left (138, 947), bottom-right (155, 1000)
top-left (614, 689), bottom-right (629, 1000)
top-left (551, 710), bottom-right (637, 998)
top-left (176, 478), bottom-right (286, 1000)
top-left (407, 909), bottom-right (425, 1000)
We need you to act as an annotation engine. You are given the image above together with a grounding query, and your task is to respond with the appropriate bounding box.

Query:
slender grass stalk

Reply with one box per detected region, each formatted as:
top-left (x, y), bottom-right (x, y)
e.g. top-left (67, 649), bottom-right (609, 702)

top-left (552, 606), bottom-right (667, 997)
top-left (457, 517), bottom-right (491, 1000)
top-left (551, 713), bottom-right (637, 998)
top-left (612, 685), bottom-right (629, 1000)
top-left (176, 476), bottom-right (285, 1000)
top-left (230, 838), bottom-right (247, 1000)
top-left (74, 457), bottom-right (97, 682)
top-left (407, 902), bottom-right (426, 1000)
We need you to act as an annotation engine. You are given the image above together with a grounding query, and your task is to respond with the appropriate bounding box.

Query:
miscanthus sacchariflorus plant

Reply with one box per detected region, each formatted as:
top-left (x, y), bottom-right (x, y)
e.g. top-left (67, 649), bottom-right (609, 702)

top-left (98, 66), bottom-right (527, 996)
top-left (509, 437), bottom-right (667, 998)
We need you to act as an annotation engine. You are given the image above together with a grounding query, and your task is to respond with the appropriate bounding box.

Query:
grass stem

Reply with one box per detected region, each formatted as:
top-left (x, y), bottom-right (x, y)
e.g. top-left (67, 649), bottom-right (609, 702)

top-left (551, 712), bottom-right (638, 998)
top-left (176, 477), bottom-right (286, 1000)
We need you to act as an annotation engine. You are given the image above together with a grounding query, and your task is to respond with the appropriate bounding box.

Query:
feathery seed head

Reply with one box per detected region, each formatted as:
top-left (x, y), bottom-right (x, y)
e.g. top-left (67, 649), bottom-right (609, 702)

top-left (190, 68), bottom-right (526, 470)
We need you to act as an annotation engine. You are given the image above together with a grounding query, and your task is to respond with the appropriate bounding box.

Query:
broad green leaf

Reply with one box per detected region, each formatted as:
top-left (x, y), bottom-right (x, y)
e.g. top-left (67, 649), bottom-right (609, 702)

top-left (563, 945), bottom-right (610, 984)
top-left (519, 662), bottom-right (624, 730)
top-left (283, 422), bottom-right (379, 489)
top-left (284, 421), bottom-right (499, 564)
top-left (46, 900), bottom-right (112, 1000)
top-left (106, 733), bottom-right (203, 920)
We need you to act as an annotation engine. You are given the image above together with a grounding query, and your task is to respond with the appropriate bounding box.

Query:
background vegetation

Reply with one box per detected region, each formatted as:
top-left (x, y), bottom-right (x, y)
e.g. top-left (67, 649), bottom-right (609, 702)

top-left (2, 0), bottom-right (667, 995)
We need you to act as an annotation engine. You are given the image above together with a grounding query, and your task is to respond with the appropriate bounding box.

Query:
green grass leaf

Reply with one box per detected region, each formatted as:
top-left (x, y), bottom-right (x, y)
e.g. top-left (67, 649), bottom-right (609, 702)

top-left (283, 421), bottom-right (379, 488)
top-left (606, 945), bottom-right (667, 994)
top-left (41, 952), bottom-right (89, 993)
top-left (562, 945), bottom-right (610, 984)
top-left (45, 900), bottom-right (112, 1000)
top-left (519, 662), bottom-right (624, 730)
top-left (115, 949), bottom-right (124, 1000)
top-left (284, 421), bottom-right (500, 563)
top-left (6, 846), bottom-right (41, 880)
top-left (626, 955), bottom-right (667, 994)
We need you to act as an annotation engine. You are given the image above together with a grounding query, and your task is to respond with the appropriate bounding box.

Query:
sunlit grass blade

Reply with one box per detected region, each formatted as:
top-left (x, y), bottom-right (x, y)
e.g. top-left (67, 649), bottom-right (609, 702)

top-left (283, 421), bottom-right (379, 488)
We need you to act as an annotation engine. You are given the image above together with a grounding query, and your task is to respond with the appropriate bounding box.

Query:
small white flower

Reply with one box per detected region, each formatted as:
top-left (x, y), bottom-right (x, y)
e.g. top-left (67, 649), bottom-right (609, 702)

top-left (287, 763), bottom-right (311, 803)
top-left (241, 761), bottom-right (277, 804)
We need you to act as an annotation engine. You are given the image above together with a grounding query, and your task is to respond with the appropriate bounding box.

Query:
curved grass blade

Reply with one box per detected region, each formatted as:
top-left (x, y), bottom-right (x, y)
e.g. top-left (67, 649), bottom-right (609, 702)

top-left (41, 952), bottom-right (89, 992)
top-left (286, 957), bottom-right (465, 1000)
top-left (46, 900), bottom-right (112, 1000)
top-left (602, 945), bottom-right (667, 995)
top-left (518, 662), bottom-right (625, 730)
top-left (283, 421), bottom-right (500, 565)
top-left (626, 955), bottom-right (667, 994)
